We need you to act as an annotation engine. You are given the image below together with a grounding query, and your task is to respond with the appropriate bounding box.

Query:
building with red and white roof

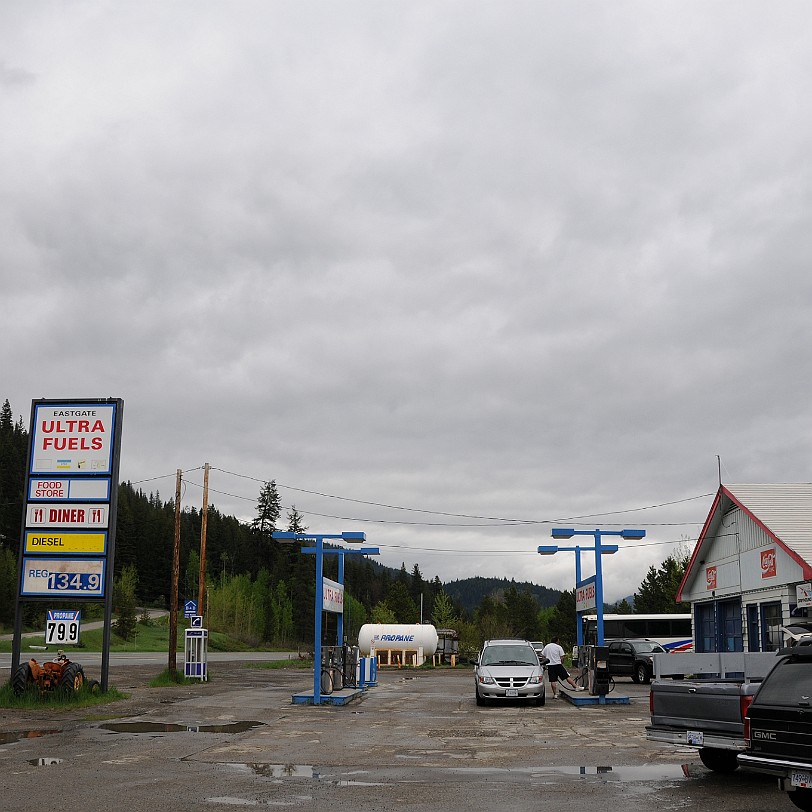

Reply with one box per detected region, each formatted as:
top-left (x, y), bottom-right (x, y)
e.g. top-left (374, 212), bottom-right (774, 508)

top-left (678, 484), bottom-right (812, 653)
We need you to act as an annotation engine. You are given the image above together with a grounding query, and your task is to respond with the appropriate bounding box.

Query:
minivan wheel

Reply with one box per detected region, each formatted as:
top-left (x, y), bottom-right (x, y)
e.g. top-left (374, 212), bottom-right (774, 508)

top-left (475, 687), bottom-right (486, 706)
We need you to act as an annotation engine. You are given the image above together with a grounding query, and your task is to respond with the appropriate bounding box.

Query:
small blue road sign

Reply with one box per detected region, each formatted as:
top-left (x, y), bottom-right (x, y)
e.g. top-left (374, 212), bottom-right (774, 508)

top-left (184, 600), bottom-right (198, 617)
top-left (190, 615), bottom-right (203, 628)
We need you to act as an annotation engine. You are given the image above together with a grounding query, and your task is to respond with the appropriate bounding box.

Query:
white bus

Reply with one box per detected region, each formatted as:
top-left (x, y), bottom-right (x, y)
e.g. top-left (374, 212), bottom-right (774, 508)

top-left (581, 613), bottom-right (693, 652)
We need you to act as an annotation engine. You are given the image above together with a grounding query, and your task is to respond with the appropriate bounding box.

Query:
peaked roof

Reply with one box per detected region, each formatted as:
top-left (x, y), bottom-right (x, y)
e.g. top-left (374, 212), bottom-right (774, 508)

top-left (678, 483), bottom-right (812, 601)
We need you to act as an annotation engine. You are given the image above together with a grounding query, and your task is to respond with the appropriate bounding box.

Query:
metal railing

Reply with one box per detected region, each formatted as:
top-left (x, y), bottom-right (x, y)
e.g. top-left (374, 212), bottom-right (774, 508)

top-left (652, 651), bottom-right (778, 681)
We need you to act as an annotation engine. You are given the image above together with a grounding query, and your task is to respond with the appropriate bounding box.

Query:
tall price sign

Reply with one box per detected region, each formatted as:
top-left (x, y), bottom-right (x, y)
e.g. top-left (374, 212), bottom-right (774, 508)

top-left (13, 398), bottom-right (124, 691)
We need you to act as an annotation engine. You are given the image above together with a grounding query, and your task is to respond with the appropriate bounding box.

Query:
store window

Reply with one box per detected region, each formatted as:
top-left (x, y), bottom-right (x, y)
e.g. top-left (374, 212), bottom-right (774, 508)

top-left (761, 602), bottom-right (783, 651)
top-left (746, 604), bottom-right (760, 651)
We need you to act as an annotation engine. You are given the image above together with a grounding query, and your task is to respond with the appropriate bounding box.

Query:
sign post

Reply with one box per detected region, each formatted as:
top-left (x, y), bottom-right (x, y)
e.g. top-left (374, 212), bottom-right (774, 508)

top-left (272, 531), bottom-right (379, 705)
top-left (12, 398), bottom-right (124, 691)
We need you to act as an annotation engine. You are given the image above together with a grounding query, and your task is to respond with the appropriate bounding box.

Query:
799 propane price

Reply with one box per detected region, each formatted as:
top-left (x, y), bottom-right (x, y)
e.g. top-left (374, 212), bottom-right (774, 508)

top-left (46, 619), bottom-right (80, 645)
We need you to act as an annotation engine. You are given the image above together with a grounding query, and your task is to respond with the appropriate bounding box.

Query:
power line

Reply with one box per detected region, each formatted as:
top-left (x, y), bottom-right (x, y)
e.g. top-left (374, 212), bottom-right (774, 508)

top-left (208, 466), bottom-right (712, 525)
top-left (378, 535), bottom-right (705, 556)
top-left (181, 477), bottom-right (706, 529)
top-left (125, 465), bottom-right (712, 529)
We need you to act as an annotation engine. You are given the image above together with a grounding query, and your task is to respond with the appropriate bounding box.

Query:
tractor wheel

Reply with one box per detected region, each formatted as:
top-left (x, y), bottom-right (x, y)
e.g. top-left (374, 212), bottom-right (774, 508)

top-left (12, 663), bottom-right (33, 696)
top-left (87, 679), bottom-right (101, 695)
top-left (60, 663), bottom-right (85, 694)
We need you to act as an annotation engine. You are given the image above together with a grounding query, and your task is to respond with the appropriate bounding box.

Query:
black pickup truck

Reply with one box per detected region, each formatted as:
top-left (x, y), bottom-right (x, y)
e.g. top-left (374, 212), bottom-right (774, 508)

top-left (607, 638), bottom-right (666, 684)
top-left (738, 640), bottom-right (812, 810)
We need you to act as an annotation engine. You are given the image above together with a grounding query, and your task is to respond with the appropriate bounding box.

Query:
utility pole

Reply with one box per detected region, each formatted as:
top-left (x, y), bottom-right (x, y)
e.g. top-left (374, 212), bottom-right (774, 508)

top-left (198, 463), bottom-right (210, 621)
top-left (169, 468), bottom-right (182, 677)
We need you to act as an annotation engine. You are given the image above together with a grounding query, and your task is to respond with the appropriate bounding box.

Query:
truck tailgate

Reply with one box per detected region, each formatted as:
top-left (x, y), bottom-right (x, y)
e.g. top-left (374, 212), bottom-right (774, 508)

top-left (651, 681), bottom-right (753, 736)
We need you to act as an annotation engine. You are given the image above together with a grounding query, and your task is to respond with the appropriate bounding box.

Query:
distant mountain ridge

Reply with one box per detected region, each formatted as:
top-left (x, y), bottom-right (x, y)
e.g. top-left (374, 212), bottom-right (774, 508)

top-left (443, 576), bottom-right (562, 615)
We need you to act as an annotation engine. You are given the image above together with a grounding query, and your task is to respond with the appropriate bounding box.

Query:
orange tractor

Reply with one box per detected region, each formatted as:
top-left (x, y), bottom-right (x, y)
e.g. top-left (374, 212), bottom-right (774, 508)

top-left (12, 651), bottom-right (98, 696)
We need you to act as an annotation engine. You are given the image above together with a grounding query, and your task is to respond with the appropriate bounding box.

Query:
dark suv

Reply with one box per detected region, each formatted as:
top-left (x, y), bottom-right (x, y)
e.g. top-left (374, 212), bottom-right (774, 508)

top-left (607, 638), bottom-right (666, 684)
top-left (739, 639), bottom-right (812, 811)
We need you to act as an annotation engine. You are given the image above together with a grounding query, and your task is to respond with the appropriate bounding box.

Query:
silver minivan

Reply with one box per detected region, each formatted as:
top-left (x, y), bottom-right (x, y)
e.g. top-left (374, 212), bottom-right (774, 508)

top-left (474, 639), bottom-right (546, 706)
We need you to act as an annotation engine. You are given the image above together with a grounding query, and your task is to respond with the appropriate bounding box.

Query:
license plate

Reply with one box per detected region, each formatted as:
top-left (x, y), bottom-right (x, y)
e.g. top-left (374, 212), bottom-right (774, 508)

top-left (506, 689), bottom-right (518, 697)
top-left (792, 771), bottom-right (812, 788)
top-left (687, 731), bottom-right (704, 746)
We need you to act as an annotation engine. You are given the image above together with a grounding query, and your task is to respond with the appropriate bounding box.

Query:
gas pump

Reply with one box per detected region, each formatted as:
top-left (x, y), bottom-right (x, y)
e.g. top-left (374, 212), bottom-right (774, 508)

top-left (588, 645), bottom-right (611, 696)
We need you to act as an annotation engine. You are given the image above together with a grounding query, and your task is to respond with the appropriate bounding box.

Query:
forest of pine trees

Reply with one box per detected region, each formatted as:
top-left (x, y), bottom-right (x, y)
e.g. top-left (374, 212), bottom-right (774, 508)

top-left (0, 397), bottom-right (687, 654)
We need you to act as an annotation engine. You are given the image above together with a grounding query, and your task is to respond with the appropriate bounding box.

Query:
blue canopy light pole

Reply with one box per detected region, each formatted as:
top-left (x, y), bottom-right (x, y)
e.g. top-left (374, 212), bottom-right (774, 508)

top-left (539, 527), bottom-right (645, 647)
top-left (272, 530), bottom-right (379, 705)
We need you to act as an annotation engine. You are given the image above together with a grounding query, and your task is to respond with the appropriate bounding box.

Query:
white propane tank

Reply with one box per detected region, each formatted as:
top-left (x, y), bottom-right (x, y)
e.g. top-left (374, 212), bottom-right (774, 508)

top-left (357, 624), bottom-right (439, 656)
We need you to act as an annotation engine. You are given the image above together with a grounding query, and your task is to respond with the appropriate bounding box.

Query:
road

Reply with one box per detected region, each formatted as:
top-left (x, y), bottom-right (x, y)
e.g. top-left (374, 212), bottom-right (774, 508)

top-left (0, 664), bottom-right (782, 812)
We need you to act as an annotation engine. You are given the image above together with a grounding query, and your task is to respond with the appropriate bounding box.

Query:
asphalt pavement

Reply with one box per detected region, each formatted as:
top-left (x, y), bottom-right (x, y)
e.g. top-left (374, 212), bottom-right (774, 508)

top-left (0, 663), bottom-right (781, 812)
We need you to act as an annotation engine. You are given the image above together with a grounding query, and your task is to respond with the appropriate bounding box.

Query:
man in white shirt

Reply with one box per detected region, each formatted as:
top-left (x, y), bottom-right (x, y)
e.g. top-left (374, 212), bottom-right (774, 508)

top-left (540, 636), bottom-right (585, 697)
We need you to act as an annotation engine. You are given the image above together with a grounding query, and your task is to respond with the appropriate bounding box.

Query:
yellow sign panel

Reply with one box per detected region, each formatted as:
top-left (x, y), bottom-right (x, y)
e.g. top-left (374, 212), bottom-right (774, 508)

top-left (25, 531), bottom-right (107, 555)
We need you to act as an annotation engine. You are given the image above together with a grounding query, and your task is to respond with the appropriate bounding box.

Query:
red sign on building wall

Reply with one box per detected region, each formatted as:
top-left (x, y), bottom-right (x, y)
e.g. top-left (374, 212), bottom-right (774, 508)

top-left (761, 548), bottom-right (777, 579)
top-left (706, 566), bottom-right (717, 590)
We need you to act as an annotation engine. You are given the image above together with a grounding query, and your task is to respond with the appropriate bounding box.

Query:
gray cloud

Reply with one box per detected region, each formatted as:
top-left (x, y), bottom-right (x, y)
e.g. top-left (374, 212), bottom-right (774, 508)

top-left (3, 2), bottom-right (812, 599)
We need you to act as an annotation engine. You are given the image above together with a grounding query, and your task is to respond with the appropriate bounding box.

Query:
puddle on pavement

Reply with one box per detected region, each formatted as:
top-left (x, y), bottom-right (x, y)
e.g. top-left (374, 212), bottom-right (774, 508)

top-left (28, 757), bottom-right (63, 766)
top-left (99, 721), bottom-right (264, 735)
top-left (231, 763), bottom-right (691, 784)
top-left (451, 764), bottom-right (694, 781)
top-left (244, 764), bottom-right (319, 778)
top-left (233, 764), bottom-right (386, 786)
top-left (0, 730), bottom-right (61, 746)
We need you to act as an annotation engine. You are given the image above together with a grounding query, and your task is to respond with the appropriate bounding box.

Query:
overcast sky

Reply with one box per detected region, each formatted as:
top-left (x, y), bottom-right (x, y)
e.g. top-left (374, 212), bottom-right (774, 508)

top-left (3, 2), bottom-right (812, 602)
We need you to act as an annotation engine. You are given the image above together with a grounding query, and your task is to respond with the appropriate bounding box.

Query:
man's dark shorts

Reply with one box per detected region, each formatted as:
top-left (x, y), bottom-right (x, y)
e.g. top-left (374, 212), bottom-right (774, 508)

top-left (548, 663), bottom-right (570, 683)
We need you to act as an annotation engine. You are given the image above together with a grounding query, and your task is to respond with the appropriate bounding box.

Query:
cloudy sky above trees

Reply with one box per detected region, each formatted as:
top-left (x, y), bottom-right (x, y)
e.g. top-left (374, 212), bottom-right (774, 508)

top-left (3, 2), bottom-right (812, 601)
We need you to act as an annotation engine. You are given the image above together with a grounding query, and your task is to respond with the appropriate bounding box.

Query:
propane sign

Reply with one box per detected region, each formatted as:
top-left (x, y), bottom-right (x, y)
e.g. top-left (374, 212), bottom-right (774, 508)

top-left (46, 609), bottom-right (81, 645)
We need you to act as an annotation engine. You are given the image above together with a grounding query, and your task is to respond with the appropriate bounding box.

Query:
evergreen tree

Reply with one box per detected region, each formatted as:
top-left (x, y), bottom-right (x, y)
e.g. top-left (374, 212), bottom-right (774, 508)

top-left (270, 580), bottom-right (295, 644)
top-left (612, 598), bottom-right (634, 613)
top-left (409, 563), bottom-right (424, 606)
top-left (431, 590), bottom-right (458, 628)
top-left (252, 481), bottom-right (281, 538)
top-left (546, 590), bottom-right (577, 649)
top-left (633, 553), bottom-right (690, 613)
top-left (371, 601), bottom-right (396, 624)
top-left (504, 586), bottom-right (541, 640)
top-left (286, 505), bottom-right (308, 533)
top-left (343, 593), bottom-right (367, 643)
top-left (0, 547), bottom-right (17, 626)
top-left (113, 564), bottom-right (139, 641)
top-left (0, 399), bottom-right (26, 550)
top-left (386, 580), bottom-right (418, 623)
top-left (474, 594), bottom-right (511, 640)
